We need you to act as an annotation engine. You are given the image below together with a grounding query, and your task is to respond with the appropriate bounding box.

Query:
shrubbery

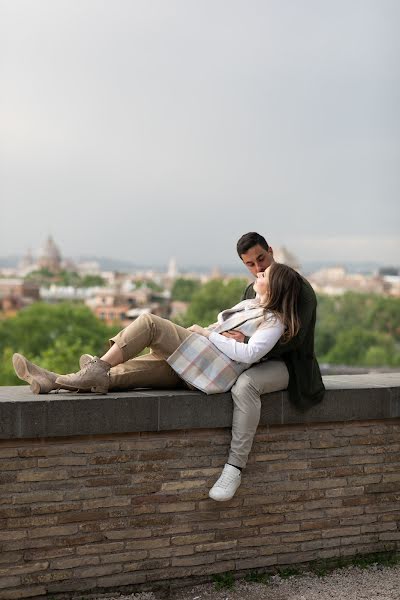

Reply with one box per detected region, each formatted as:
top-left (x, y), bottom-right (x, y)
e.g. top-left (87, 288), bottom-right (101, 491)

top-left (0, 303), bottom-right (119, 386)
top-left (1, 286), bottom-right (399, 387)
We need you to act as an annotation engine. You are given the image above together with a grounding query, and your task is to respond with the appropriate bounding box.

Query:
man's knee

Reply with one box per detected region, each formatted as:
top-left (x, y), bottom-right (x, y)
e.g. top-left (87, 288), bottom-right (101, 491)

top-left (231, 371), bottom-right (259, 400)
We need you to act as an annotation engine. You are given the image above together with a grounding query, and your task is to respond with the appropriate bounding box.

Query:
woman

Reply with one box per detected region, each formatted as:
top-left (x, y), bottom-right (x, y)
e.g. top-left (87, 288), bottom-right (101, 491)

top-left (12, 263), bottom-right (302, 396)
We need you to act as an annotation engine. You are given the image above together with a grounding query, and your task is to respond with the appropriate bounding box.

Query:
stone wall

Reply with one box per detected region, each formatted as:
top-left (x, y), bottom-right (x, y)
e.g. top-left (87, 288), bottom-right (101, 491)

top-left (0, 373), bottom-right (399, 599)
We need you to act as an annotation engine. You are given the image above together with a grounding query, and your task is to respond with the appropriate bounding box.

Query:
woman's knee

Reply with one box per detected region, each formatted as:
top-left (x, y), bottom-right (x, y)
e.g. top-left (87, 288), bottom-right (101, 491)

top-left (133, 313), bottom-right (158, 329)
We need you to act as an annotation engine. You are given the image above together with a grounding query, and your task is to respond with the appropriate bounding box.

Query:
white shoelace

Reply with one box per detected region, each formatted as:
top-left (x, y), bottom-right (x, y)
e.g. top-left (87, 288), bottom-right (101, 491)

top-left (216, 466), bottom-right (240, 489)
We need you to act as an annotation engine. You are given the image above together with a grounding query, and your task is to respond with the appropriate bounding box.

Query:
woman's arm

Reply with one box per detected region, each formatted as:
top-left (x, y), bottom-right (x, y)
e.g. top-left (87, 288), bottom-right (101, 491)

top-left (189, 320), bottom-right (284, 364)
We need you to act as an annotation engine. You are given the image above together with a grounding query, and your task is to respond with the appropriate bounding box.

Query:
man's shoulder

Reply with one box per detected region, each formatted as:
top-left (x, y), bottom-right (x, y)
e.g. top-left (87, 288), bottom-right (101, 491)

top-left (300, 275), bottom-right (317, 303)
top-left (242, 282), bottom-right (256, 300)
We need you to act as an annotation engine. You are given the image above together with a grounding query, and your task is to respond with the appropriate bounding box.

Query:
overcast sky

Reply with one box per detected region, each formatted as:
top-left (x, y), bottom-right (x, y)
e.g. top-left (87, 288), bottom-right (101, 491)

top-left (1, 0), bottom-right (399, 268)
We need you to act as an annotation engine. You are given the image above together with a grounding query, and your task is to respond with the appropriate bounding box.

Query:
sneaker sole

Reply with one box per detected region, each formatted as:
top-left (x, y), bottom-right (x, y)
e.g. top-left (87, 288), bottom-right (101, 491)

top-left (208, 491), bottom-right (236, 501)
top-left (12, 353), bottom-right (41, 394)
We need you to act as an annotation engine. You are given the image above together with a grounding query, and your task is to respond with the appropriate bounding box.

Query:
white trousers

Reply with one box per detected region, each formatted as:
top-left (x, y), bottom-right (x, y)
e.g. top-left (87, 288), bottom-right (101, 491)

top-left (228, 359), bottom-right (289, 468)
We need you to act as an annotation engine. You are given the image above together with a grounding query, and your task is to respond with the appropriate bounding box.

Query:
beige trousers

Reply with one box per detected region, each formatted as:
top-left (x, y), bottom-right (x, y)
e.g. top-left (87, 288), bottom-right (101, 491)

top-left (108, 313), bottom-right (289, 468)
top-left (108, 313), bottom-right (191, 390)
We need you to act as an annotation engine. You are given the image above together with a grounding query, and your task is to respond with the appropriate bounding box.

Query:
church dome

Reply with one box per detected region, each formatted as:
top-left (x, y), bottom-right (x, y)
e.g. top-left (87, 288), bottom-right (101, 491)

top-left (37, 236), bottom-right (62, 271)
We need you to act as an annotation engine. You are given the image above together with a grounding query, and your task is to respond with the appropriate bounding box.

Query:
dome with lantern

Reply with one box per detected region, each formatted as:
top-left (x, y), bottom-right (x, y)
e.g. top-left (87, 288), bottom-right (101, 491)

top-left (37, 236), bottom-right (62, 272)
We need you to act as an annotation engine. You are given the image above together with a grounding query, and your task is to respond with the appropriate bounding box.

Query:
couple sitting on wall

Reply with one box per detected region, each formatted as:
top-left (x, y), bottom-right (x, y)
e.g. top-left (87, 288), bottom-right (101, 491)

top-left (12, 232), bottom-right (325, 502)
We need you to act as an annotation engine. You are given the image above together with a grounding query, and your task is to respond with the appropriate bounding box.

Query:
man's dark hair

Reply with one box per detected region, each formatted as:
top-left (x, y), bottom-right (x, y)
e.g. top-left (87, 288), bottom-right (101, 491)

top-left (236, 232), bottom-right (269, 258)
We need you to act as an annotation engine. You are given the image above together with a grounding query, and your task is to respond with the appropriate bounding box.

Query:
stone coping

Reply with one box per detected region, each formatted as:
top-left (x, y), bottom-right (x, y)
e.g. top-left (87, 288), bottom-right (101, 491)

top-left (0, 373), bottom-right (399, 440)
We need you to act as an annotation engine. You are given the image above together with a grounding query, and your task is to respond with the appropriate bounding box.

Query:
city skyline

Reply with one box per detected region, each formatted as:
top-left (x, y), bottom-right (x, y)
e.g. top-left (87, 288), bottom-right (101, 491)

top-left (1, 1), bottom-right (399, 265)
top-left (0, 239), bottom-right (397, 275)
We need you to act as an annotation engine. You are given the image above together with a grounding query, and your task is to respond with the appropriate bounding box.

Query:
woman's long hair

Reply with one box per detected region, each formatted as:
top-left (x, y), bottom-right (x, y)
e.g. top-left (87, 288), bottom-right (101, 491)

top-left (260, 262), bottom-right (302, 343)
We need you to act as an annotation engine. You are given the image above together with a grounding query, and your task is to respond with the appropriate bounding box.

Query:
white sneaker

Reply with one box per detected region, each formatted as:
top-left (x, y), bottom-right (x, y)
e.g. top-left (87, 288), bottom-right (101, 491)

top-left (208, 464), bottom-right (241, 501)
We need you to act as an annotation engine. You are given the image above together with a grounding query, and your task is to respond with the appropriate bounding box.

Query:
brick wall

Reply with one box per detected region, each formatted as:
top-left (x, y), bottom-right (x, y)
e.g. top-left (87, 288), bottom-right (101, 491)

top-left (0, 419), bottom-right (399, 599)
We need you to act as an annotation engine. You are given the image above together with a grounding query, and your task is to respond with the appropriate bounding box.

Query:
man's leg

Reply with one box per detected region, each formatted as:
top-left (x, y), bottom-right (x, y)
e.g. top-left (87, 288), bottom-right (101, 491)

top-left (228, 360), bottom-right (289, 468)
top-left (209, 359), bottom-right (288, 501)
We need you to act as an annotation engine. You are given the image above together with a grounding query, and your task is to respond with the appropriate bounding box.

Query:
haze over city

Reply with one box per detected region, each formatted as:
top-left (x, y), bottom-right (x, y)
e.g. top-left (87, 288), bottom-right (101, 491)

top-left (1, 0), bottom-right (399, 267)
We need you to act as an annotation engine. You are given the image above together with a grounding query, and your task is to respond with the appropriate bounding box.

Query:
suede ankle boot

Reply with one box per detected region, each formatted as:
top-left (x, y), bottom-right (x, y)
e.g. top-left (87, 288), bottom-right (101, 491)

top-left (55, 357), bottom-right (110, 394)
top-left (12, 353), bottom-right (60, 394)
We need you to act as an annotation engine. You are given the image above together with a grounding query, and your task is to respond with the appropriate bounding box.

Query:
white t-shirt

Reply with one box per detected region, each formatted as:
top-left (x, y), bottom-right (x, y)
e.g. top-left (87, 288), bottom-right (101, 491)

top-left (208, 313), bottom-right (284, 364)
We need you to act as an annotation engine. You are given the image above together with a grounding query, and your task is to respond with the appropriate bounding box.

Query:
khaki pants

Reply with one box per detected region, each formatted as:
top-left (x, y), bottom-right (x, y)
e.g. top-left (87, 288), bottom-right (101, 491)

top-left (108, 313), bottom-right (289, 468)
top-left (108, 313), bottom-right (191, 390)
top-left (228, 360), bottom-right (289, 468)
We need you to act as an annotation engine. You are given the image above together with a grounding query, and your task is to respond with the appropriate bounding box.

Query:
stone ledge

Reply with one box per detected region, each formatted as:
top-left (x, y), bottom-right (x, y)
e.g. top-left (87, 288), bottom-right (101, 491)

top-left (0, 373), bottom-right (399, 440)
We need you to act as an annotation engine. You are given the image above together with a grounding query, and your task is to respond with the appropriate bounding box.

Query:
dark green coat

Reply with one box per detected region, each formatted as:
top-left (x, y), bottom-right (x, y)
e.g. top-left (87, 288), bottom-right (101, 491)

top-left (242, 277), bottom-right (325, 411)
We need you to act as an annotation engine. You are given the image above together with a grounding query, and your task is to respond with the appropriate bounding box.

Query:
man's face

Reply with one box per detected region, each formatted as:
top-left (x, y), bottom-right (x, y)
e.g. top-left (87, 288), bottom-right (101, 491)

top-left (240, 244), bottom-right (274, 277)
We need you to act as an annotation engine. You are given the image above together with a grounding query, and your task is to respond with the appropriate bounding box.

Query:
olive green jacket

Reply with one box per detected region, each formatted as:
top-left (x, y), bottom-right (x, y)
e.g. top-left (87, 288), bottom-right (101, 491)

top-left (242, 277), bottom-right (325, 411)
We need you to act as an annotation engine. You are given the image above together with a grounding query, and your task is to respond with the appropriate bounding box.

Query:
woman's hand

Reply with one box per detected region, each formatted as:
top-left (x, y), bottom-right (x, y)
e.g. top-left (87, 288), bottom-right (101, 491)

top-left (221, 331), bottom-right (246, 342)
top-left (187, 324), bottom-right (210, 338)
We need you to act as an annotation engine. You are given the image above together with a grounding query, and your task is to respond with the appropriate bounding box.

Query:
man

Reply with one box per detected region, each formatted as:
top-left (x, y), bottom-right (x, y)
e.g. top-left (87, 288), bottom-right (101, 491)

top-left (208, 232), bottom-right (325, 501)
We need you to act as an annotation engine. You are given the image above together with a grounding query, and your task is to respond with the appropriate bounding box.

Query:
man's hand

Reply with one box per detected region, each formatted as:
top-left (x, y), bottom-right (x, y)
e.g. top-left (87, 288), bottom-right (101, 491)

top-left (187, 324), bottom-right (210, 338)
top-left (221, 330), bottom-right (246, 342)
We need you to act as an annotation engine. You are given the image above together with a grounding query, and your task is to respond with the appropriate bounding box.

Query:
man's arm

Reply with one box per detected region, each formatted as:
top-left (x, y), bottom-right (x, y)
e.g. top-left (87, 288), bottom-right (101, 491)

top-left (241, 282), bottom-right (255, 302)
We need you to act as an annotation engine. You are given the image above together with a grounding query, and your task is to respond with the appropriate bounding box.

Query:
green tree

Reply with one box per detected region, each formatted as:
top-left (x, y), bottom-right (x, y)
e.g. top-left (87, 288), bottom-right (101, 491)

top-left (323, 327), bottom-right (380, 365)
top-left (364, 295), bottom-right (400, 341)
top-left (135, 280), bottom-right (164, 292)
top-left (0, 303), bottom-right (119, 386)
top-left (80, 274), bottom-right (106, 287)
top-left (176, 278), bottom-right (248, 327)
top-left (25, 268), bottom-right (55, 285)
top-left (171, 278), bottom-right (201, 302)
top-left (315, 292), bottom-right (400, 367)
top-left (56, 270), bottom-right (81, 287)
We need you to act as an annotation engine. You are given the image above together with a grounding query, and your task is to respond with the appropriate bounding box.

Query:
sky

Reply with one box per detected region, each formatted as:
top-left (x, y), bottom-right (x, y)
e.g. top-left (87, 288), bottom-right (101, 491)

top-left (1, 0), bottom-right (399, 268)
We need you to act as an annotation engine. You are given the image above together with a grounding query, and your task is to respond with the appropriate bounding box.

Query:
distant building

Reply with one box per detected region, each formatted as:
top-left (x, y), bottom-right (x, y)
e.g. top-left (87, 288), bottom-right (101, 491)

top-left (0, 278), bottom-right (40, 316)
top-left (18, 235), bottom-right (76, 276)
top-left (76, 261), bottom-right (101, 276)
top-left (169, 300), bottom-right (189, 320)
top-left (37, 236), bottom-right (63, 272)
top-left (167, 258), bottom-right (178, 279)
top-left (308, 266), bottom-right (387, 296)
top-left (273, 246), bottom-right (301, 271)
top-left (209, 266), bottom-right (223, 279)
top-left (18, 248), bottom-right (35, 274)
top-left (86, 284), bottom-right (170, 326)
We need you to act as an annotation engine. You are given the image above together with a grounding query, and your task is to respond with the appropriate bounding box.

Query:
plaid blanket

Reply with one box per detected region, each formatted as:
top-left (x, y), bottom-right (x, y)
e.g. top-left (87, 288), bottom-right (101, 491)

top-left (167, 333), bottom-right (249, 395)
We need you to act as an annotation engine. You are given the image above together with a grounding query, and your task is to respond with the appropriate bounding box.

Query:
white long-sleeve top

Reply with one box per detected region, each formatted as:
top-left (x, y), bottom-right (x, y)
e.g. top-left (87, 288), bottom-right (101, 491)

top-left (208, 313), bottom-right (284, 364)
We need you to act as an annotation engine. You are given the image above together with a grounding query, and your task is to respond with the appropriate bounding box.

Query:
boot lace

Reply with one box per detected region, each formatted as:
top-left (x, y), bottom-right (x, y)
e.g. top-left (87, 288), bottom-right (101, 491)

top-left (80, 357), bottom-right (97, 374)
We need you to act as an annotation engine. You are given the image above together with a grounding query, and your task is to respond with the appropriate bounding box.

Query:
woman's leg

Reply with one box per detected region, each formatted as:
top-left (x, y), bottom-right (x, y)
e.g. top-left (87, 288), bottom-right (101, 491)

top-left (100, 343), bottom-right (123, 367)
top-left (55, 314), bottom-right (192, 392)
top-left (12, 353), bottom-right (61, 394)
top-left (108, 313), bottom-right (191, 363)
top-left (109, 353), bottom-right (187, 391)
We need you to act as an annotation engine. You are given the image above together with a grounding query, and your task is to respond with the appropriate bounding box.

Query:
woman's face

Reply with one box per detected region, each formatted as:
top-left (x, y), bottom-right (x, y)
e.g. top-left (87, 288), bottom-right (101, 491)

top-left (253, 266), bottom-right (270, 298)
